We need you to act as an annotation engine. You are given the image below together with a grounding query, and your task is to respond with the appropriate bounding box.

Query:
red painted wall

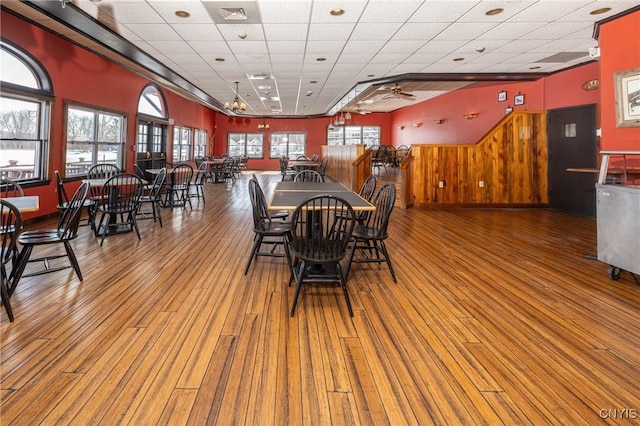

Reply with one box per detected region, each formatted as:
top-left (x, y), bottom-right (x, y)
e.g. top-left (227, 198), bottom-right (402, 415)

top-left (2, 11), bottom-right (216, 219)
top-left (543, 61), bottom-right (600, 111)
top-left (598, 10), bottom-right (640, 151)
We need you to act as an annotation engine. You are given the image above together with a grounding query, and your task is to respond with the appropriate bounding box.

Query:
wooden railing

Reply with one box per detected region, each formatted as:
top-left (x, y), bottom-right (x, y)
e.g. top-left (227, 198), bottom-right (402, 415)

top-left (408, 111), bottom-right (548, 207)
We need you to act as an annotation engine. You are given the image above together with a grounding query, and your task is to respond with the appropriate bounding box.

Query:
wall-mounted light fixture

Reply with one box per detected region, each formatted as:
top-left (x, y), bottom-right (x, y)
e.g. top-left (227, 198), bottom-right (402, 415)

top-left (464, 113), bottom-right (478, 120)
top-left (434, 119), bottom-right (444, 125)
top-left (582, 79), bottom-right (599, 91)
top-left (413, 122), bottom-right (423, 127)
top-left (398, 125), bottom-right (405, 130)
top-left (257, 117), bottom-right (269, 131)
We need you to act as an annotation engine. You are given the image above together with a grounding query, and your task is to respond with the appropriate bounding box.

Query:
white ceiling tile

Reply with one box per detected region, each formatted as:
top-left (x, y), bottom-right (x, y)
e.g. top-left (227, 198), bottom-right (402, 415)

top-left (432, 23), bottom-right (498, 41)
top-left (457, 0), bottom-right (536, 23)
top-left (378, 40), bottom-right (426, 55)
top-left (125, 24), bottom-right (182, 41)
top-left (392, 22), bottom-right (450, 40)
top-left (95, 1), bottom-right (165, 24)
top-left (227, 40), bottom-right (268, 54)
top-left (337, 53), bottom-right (375, 65)
top-left (258, 0), bottom-right (313, 24)
top-left (400, 53), bottom-right (445, 65)
top-left (350, 22), bottom-right (404, 41)
top-left (410, 1), bottom-right (479, 23)
top-left (147, 40), bottom-right (195, 55)
top-left (521, 21), bottom-right (592, 40)
top-left (310, 0), bottom-right (367, 23)
top-left (164, 53), bottom-right (208, 65)
top-left (270, 54), bottom-right (305, 65)
top-left (148, 1), bottom-right (213, 24)
top-left (217, 24), bottom-right (265, 41)
top-left (508, 1), bottom-right (594, 22)
top-left (267, 41), bottom-right (306, 54)
top-left (418, 40), bottom-right (468, 54)
top-left (263, 24), bottom-right (308, 41)
top-left (171, 24), bottom-right (223, 41)
top-left (308, 23), bottom-right (355, 40)
top-left (359, 1), bottom-right (423, 22)
top-left (368, 53), bottom-right (412, 64)
top-left (342, 40), bottom-right (387, 54)
top-left (188, 41), bottom-right (232, 55)
top-left (477, 22), bottom-right (546, 40)
top-left (305, 40), bottom-right (347, 54)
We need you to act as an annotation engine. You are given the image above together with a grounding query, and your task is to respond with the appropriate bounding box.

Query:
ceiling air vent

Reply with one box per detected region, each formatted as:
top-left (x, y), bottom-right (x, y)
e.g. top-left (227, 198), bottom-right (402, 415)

top-left (220, 8), bottom-right (247, 20)
top-left (203, 1), bottom-right (262, 25)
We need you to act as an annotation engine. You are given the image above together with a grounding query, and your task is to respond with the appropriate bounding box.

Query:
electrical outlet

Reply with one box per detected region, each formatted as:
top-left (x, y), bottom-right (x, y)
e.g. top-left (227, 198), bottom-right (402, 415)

top-left (479, 180), bottom-right (484, 188)
top-left (438, 181), bottom-right (444, 188)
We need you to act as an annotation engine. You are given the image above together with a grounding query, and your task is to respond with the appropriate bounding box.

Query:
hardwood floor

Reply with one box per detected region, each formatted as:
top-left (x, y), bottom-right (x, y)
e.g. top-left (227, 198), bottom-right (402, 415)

top-left (2, 171), bottom-right (639, 425)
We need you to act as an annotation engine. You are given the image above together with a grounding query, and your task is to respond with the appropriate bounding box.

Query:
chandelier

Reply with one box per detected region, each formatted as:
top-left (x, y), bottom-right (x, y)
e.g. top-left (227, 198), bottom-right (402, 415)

top-left (225, 81), bottom-right (246, 113)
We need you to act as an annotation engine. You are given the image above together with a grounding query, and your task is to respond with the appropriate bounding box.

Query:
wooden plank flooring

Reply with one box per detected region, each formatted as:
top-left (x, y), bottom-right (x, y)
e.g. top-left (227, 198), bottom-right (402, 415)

top-left (2, 170), bottom-right (639, 425)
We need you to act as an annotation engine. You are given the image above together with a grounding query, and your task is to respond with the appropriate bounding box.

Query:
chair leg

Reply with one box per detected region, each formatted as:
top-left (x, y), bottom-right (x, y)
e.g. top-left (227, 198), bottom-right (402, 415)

top-left (378, 241), bottom-right (396, 283)
top-left (337, 263), bottom-right (353, 317)
top-left (345, 238), bottom-right (358, 282)
top-left (130, 212), bottom-right (141, 240)
top-left (154, 201), bottom-right (163, 227)
top-left (1, 275), bottom-right (14, 322)
top-left (63, 241), bottom-right (83, 281)
top-left (290, 261), bottom-right (307, 317)
top-left (244, 234), bottom-right (263, 275)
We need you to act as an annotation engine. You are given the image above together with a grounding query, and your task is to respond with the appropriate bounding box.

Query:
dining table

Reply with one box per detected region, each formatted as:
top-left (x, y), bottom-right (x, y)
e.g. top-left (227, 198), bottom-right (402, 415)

top-left (1, 196), bottom-right (40, 213)
top-left (267, 181), bottom-right (375, 212)
top-left (288, 160), bottom-right (319, 171)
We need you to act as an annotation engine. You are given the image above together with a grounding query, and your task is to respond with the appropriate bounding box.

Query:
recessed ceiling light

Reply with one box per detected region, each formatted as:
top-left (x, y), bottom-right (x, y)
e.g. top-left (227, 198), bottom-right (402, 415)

top-left (529, 66), bottom-right (542, 70)
top-left (485, 8), bottom-right (504, 16)
top-left (590, 7), bottom-right (612, 15)
top-left (367, 74), bottom-right (375, 77)
top-left (310, 80), bottom-right (317, 84)
top-left (453, 57), bottom-right (465, 62)
top-left (330, 8), bottom-right (345, 16)
top-left (215, 57), bottom-right (225, 62)
top-left (175, 10), bottom-right (190, 18)
top-left (316, 57), bottom-right (326, 62)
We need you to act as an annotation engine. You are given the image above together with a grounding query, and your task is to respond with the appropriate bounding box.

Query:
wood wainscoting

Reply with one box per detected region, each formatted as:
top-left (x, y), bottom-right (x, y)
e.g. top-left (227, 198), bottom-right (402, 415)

top-left (410, 111), bottom-right (548, 207)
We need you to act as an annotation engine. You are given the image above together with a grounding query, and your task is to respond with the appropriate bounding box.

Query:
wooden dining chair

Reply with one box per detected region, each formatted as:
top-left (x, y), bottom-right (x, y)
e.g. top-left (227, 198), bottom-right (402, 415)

top-left (0, 178), bottom-right (24, 197)
top-left (289, 195), bottom-right (356, 317)
top-left (293, 169), bottom-right (323, 182)
top-left (55, 170), bottom-right (96, 229)
top-left (95, 173), bottom-right (143, 246)
top-left (345, 183), bottom-right (397, 283)
top-left (11, 182), bottom-right (89, 290)
top-left (137, 167), bottom-right (166, 227)
top-left (1, 199), bottom-right (23, 322)
top-left (244, 177), bottom-right (293, 275)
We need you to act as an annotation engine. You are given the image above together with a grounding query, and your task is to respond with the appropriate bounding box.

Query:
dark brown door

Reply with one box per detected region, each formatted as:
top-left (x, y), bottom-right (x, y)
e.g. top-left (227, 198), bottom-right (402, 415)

top-left (548, 105), bottom-right (597, 217)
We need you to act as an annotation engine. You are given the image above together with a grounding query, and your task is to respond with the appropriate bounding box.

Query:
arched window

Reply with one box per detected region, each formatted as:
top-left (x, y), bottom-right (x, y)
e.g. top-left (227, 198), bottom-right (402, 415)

top-left (137, 85), bottom-right (167, 119)
top-left (0, 40), bottom-right (53, 182)
top-left (136, 85), bottom-right (168, 169)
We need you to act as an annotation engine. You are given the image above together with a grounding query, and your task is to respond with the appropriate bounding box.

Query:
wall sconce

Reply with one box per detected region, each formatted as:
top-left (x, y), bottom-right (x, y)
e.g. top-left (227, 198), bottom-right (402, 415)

top-left (464, 113), bottom-right (478, 120)
top-left (413, 122), bottom-right (423, 128)
top-left (398, 125), bottom-right (405, 130)
top-left (582, 79), bottom-right (599, 91)
top-left (434, 119), bottom-right (444, 125)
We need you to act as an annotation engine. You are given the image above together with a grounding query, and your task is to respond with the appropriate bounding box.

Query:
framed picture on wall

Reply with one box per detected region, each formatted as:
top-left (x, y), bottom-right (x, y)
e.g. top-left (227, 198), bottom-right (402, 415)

top-left (505, 106), bottom-right (513, 115)
top-left (514, 94), bottom-right (525, 106)
top-left (614, 67), bottom-right (640, 127)
top-left (498, 91), bottom-right (507, 102)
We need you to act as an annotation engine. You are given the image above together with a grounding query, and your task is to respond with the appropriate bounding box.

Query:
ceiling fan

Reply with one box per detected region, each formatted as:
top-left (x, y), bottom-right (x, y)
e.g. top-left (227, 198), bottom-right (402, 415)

top-left (378, 84), bottom-right (416, 100)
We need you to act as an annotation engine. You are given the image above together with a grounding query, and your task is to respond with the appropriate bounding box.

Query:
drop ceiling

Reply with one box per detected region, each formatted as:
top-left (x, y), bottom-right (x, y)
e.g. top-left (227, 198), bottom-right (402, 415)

top-left (2, 0), bottom-right (638, 117)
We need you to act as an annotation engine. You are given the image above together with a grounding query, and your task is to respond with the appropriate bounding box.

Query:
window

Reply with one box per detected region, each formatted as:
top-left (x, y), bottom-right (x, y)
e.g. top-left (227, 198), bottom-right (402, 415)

top-left (228, 133), bottom-right (264, 158)
top-left (173, 126), bottom-right (192, 162)
top-left (327, 125), bottom-right (380, 147)
top-left (0, 41), bottom-right (52, 183)
top-left (65, 105), bottom-right (125, 176)
top-left (270, 132), bottom-right (306, 159)
top-left (194, 129), bottom-right (208, 158)
top-left (137, 85), bottom-right (167, 118)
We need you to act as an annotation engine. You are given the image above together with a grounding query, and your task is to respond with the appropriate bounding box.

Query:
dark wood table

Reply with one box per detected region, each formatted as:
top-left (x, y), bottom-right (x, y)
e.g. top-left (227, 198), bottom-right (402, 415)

top-left (267, 181), bottom-right (374, 211)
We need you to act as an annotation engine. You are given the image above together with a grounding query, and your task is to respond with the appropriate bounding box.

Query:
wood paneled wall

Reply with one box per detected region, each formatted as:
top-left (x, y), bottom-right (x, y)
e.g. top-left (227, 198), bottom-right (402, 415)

top-left (409, 111), bottom-right (548, 206)
top-left (321, 144), bottom-right (367, 190)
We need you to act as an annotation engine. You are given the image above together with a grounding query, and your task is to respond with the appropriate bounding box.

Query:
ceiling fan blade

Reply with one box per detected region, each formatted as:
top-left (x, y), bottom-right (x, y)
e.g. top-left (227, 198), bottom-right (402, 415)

top-left (398, 92), bottom-right (416, 99)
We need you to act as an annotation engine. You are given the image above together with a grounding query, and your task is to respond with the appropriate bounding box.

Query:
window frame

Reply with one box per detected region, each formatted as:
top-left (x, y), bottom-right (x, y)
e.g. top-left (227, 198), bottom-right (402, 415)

top-left (172, 125), bottom-right (193, 162)
top-left (64, 102), bottom-right (126, 177)
top-left (327, 125), bottom-right (381, 147)
top-left (228, 132), bottom-right (264, 159)
top-left (269, 132), bottom-right (307, 159)
top-left (194, 129), bottom-right (208, 158)
top-left (0, 40), bottom-right (53, 184)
